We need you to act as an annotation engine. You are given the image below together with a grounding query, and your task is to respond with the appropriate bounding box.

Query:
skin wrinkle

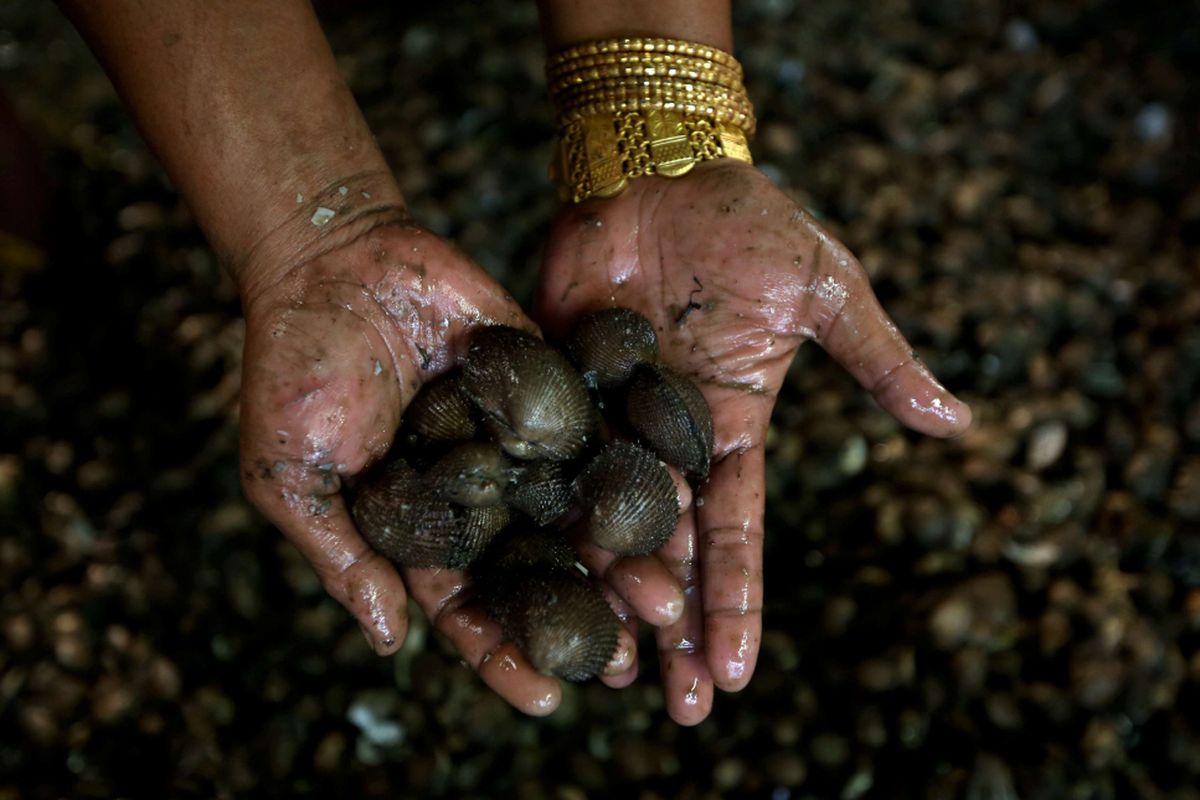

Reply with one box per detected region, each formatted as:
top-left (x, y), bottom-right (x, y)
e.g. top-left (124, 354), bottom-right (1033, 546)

top-left (707, 400), bottom-right (768, 458)
top-left (370, 271), bottom-right (446, 363)
top-left (239, 202), bottom-right (408, 308)
top-left (425, 573), bottom-right (472, 616)
top-left (870, 352), bottom-right (918, 397)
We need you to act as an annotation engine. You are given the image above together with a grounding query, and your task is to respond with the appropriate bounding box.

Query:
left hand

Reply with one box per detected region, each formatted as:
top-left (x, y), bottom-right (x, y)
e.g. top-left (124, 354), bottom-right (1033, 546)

top-left (535, 159), bottom-right (972, 724)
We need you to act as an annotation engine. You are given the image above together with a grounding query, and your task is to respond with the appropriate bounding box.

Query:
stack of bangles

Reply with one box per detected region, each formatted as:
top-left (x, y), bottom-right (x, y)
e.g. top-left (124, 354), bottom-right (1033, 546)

top-left (547, 37), bottom-right (756, 204)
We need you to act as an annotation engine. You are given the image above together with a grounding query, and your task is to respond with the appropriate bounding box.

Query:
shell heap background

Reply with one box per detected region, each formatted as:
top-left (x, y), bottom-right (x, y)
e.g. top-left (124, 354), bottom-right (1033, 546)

top-left (2, 1), bottom-right (1199, 798)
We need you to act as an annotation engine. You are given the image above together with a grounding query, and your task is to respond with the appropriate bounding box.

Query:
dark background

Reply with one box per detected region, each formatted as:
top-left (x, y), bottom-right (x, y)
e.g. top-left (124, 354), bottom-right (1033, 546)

top-left (2, 0), bottom-right (1199, 797)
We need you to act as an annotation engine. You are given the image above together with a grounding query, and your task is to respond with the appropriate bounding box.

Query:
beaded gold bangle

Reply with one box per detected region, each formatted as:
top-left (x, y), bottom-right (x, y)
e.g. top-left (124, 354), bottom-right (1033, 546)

top-left (546, 37), bottom-right (740, 71)
top-left (547, 53), bottom-right (744, 92)
top-left (547, 37), bottom-right (756, 204)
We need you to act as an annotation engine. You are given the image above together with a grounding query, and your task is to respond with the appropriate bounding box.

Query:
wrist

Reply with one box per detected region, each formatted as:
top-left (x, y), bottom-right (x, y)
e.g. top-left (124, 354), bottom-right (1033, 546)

top-left (536, 0), bottom-right (732, 51)
top-left (232, 170), bottom-right (408, 311)
top-left (59, 0), bottom-right (407, 286)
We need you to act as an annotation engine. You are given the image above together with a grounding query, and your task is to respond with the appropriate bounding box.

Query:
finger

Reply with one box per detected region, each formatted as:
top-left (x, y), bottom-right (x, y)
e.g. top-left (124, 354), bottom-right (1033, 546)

top-left (404, 566), bottom-right (562, 717)
top-left (654, 509), bottom-right (715, 725)
top-left (600, 590), bottom-right (639, 688)
top-left (571, 464), bottom-right (691, 627)
top-left (241, 461), bottom-right (408, 655)
top-left (800, 250), bottom-right (972, 437)
top-left (573, 541), bottom-right (685, 628)
top-left (600, 623), bottom-right (638, 686)
top-left (668, 464), bottom-right (694, 512)
top-left (697, 446), bottom-right (765, 692)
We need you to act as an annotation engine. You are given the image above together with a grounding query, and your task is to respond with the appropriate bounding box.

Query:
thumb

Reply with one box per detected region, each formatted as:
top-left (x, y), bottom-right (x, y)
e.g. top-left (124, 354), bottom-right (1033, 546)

top-left (794, 246), bottom-right (972, 438)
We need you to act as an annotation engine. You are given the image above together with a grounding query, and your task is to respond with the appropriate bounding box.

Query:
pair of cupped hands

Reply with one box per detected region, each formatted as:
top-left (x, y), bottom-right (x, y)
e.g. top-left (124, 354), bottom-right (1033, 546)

top-left (237, 160), bottom-right (971, 725)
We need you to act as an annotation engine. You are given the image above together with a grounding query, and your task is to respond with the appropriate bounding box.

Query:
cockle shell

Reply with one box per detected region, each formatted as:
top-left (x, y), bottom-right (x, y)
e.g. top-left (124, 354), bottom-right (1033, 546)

top-left (505, 460), bottom-right (574, 525)
top-left (351, 459), bottom-right (510, 568)
top-left (475, 528), bottom-right (618, 682)
top-left (498, 571), bottom-right (620, 681)
top-left (425, 442), bottom-right (514, 508)
top-left (350, 310), bottom-right (719, 680)
top-left (460, 326), bottom-right (596, 461)
top-left (404, 370), bottom-right (478, 443)
top-left (474, 528), bottom-right (578, 584)
top-left (565, 307), bottom-right (659, 389)
top-left (574, 441), bottom-right (680, 556)
top-left (625, 363), bottom-right (714, 479)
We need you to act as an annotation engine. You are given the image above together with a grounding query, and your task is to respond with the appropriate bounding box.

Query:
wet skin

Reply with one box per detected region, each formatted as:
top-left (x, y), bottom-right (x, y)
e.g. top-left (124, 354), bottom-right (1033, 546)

top-left (233, 161), bottom-right (971, 722)
top-left (536, 160), bottom-right (973, 724)
top-left (238, 215), bottom-right (672, 715)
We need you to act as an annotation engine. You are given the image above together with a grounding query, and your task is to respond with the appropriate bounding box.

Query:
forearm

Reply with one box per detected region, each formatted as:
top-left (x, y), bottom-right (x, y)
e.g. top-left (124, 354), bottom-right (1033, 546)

top-left (535, 0), bottom-right (732, 50)
top-left (57, 0), bottom-right (403, 292)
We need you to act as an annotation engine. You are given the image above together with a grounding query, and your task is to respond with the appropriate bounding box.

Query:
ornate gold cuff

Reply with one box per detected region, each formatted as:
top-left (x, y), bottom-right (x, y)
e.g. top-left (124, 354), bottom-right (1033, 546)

top-left (547, 37), bottom-right (755, 204)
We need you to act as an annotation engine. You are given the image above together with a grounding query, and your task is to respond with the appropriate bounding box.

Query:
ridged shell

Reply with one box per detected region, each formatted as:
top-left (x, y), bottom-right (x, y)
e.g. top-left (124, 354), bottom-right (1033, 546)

top-left (425, 442), bottom-right (513, 507)
top-left (625, 363), bottom-right (714, 478)
top-left (351, 460), bottom-right (510, 568)
top-left (494, 570), bottom-right (619, 682)
top-left (461, 326), bottom-right (595, 461)
top-left (479, 527), bottom-right (577, 574)
top-left (505, 460), bottom-right (574, 525)
top-left (404, 371), bottom-right (477, 442)
top-left (574, 441), bottom-right (680, 556)
top-left (474, 528), bottom-right (580, 639)
top-left (474, 528), bottom-right (579, 604)
top-left (565, 307), bottom-right (659, 389)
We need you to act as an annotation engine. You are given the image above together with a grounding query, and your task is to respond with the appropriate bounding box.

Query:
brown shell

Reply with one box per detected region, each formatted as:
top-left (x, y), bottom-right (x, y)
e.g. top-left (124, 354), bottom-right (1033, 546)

top-left (461, 326), bottom-right (595, 461)
top-left (574, 441), bottom-right (680, 556)
top-left (404, 371), bottom-right (478, 443)
top-left (494, 570), bottom-right (619, 682)
top-left (625, 363), bottom-right (714, 478)
top-left (351, 460), bottom-right (510, 569)
top-left (425, 442), bottom-right (514, 507)
top-left (505, 460), bottom-right (574, 525)
top-left (564, 307), bottom-right (659, 389)
top-left (473, 527), bottom-right (579, 609)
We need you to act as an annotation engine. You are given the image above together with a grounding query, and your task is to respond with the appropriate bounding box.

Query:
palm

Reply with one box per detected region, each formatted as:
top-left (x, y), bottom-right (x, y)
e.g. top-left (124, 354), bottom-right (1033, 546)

top-left (239, 221), bottom-right (570, 715)
top-left (536, 160), bottom-right (971, 724)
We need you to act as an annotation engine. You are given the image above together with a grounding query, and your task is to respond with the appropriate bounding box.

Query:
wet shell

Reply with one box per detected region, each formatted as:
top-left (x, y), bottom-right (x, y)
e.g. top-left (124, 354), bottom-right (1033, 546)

top-left (474, 528), bottom-right (582, 643)
top-left (351, 460), bottom-right (510, 568)
top-left (461, 326), bottom-right (595, 461)
top-left (625, 363), bottom-right (714, 478)
top-left (505, 460), bottom-right (575, 525)
top-left (425, 442), bottom-right (513, 507)
top-left (565, 307), bottom-right (659, 389)
top-left (472, 525), bottom-right (576, 582)
top-left (574, 441), bottom-right (680, 556)
top-left (404, 371), bottom-right (478, 443)
top-left (494, 570), bottom-right (620, 682)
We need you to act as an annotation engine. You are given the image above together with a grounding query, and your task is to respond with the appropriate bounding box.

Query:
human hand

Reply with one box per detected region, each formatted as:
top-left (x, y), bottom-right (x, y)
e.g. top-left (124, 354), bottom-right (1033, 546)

top-left (62, 0), bottom-right (670, 717)
top-left (238, 204), bottom-right (662, 714)
top-left (535, 160), bottom-right (973, 723)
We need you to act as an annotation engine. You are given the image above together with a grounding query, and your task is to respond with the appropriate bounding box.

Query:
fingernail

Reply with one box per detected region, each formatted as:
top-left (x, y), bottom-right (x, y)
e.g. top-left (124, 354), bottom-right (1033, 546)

top-left (604, 642), bottom-right (635, 675)
top-left (656, 593), bottom-right (685, 624)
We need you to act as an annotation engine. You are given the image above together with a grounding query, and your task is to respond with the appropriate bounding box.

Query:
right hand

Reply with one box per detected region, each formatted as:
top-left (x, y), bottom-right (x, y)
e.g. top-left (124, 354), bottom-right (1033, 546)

top-left (237, 211), bottom-right (682, 714)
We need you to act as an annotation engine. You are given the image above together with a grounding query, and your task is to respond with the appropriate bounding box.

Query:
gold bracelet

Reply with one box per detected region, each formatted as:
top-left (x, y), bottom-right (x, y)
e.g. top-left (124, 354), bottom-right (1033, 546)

top-left (559, 99), bottom-right (756, 135)
top-left (549, 86), bottom-right (748, 126)
top-left (547, 37), bottom-right (740, 71)
top-left (547, 53), bottom-right (743, 91)
top-left (548, 37), bottom-right (756, 203)
top-left (551, 109), bottom-right (752, 204)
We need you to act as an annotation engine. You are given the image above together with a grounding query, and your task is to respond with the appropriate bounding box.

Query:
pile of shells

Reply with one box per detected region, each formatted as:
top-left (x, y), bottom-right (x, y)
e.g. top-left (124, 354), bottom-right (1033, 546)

top-left (349, 308), bottom-right (713, 681)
